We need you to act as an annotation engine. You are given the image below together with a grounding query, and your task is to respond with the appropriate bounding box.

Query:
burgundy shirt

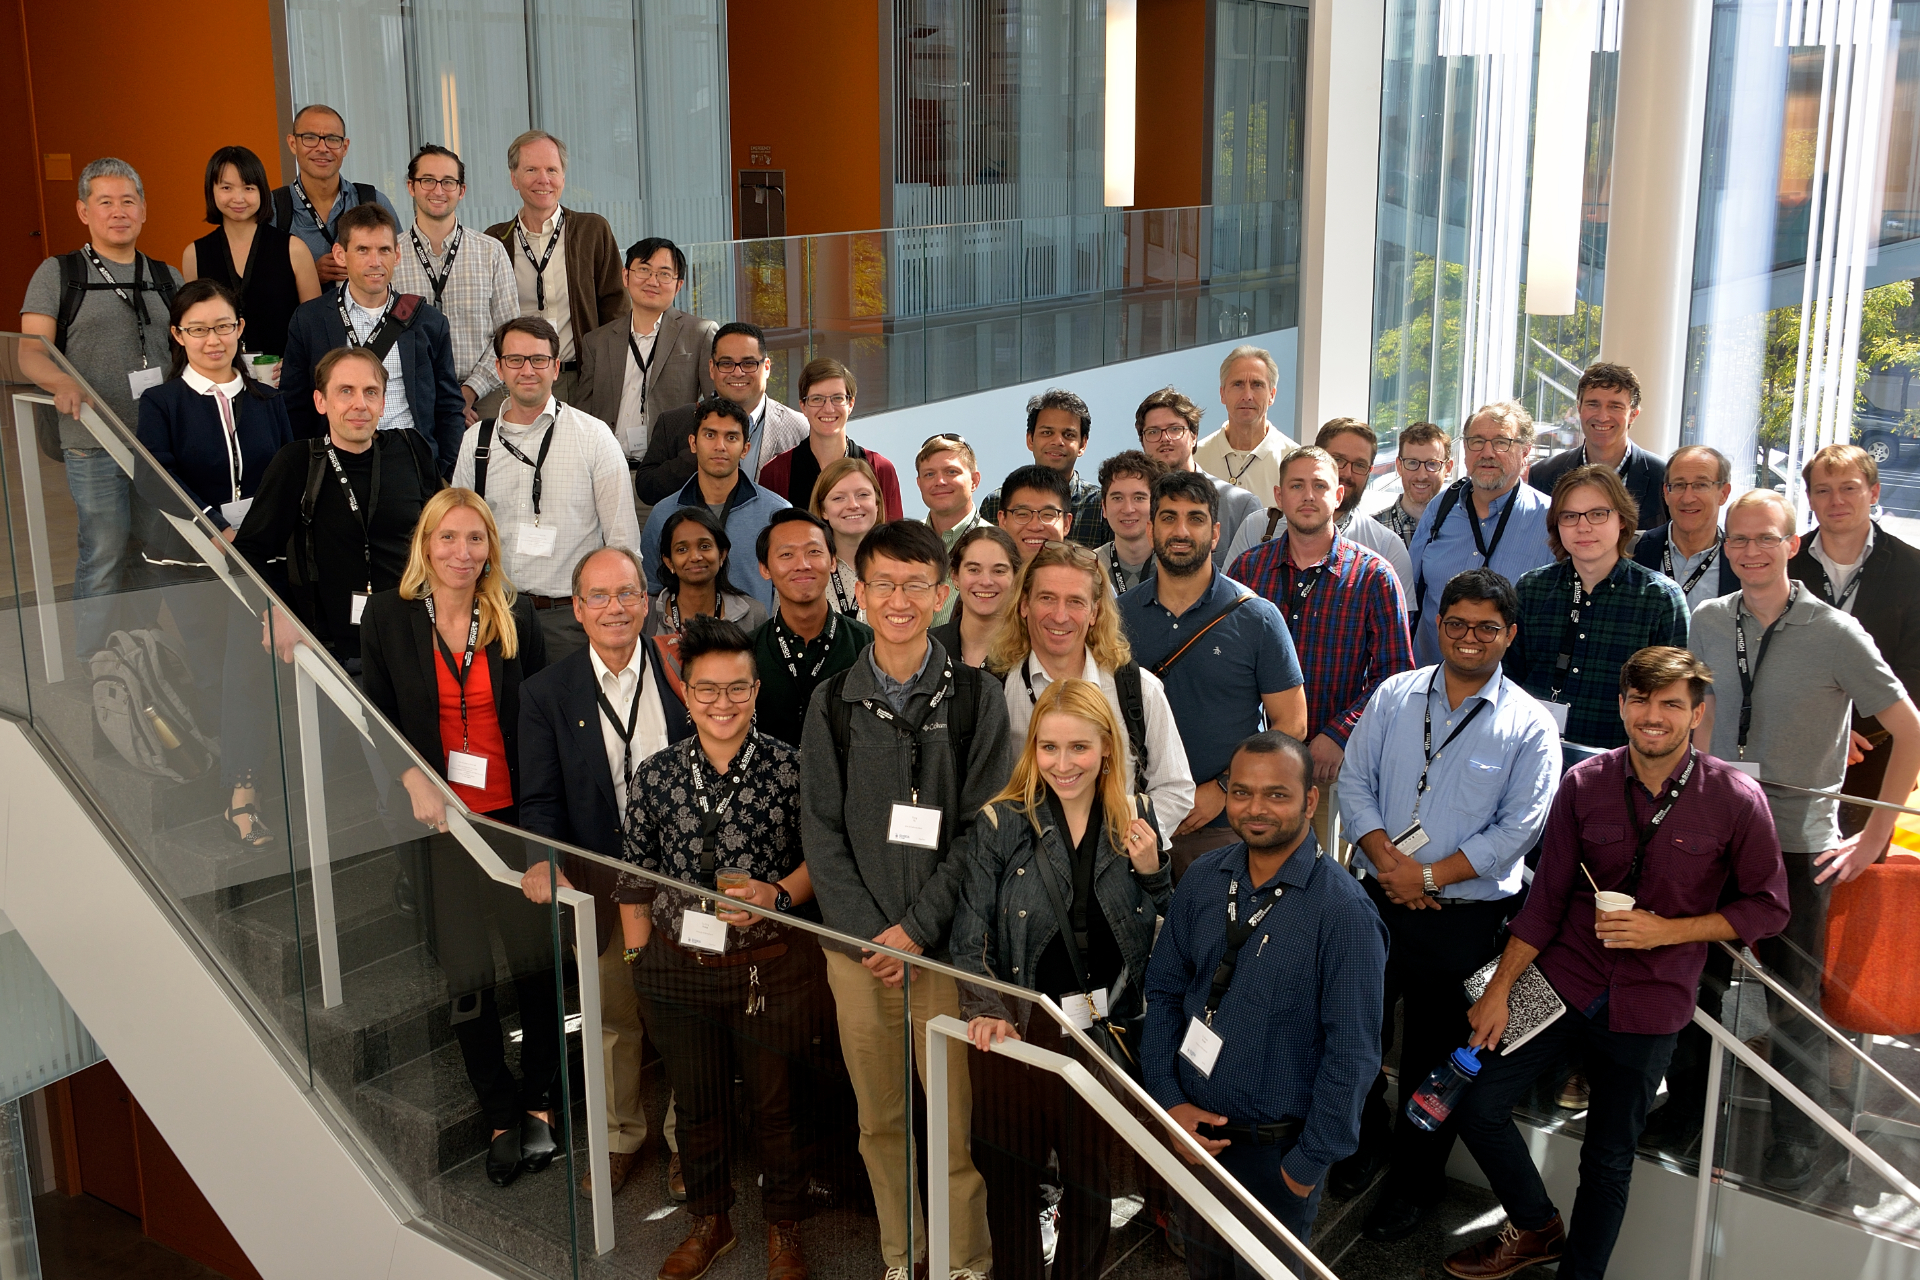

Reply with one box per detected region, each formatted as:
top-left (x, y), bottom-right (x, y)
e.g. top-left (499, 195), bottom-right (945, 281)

top-left (1510, 746), bottom-right (1791, 1035)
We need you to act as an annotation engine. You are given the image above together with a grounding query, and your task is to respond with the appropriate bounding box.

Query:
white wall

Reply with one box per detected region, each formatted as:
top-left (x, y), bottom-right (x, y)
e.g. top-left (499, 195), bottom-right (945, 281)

top-left (856, 329), bottom-right (1300, 518)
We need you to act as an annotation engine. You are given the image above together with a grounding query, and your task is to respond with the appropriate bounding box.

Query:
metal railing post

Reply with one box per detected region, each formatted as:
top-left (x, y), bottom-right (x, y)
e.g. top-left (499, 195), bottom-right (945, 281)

top-left (926, 1011), bottom-right (950, 1280)
top-left (1687, 1035), bottom-right (1726, 1280)
top-left (9, 395), bottom-right (65, 685)
top-left (556, 884), bottom-right (612, 1256)
top-left (292, 656), bottom-right (343, 1010)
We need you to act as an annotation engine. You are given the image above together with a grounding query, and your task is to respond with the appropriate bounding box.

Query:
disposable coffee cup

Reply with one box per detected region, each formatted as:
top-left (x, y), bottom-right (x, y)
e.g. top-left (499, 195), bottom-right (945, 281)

top-left (1593, 890), bottom-right (1635, 915)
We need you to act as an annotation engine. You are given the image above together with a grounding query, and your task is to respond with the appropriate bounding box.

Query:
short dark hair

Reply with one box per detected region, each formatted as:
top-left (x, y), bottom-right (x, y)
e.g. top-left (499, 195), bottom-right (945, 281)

top-left (492, 316), bottom-right (560, 359)
top-left (1099, 450), bottom-right (1167, 498)
top-left (625, 236), bottom-right (688, 279)
top-left (756, 507), bottom-right (833, 566)
top-left (202, 146), bottom-right (271, 225)
top-left (1315, 417), bottom-right (1378, 460)
top-left (334, 201), bottom-right (399, 247)
top-left (1229, 730), bottom-right (1315, 795)
top-left (1620, 645), bottom-right (1714, 708)
top-left (1134, 386), bottom-right (1203, 434)
top-left (998, 463), bottom-right (1072, 510)
top-left (1546, 464), bottom-right (1638, 560)
top-left (713, 320), bottom-right (766, 356)
top-left (1437, 568), bottom-right (1520, 628)
top-left (798, 356), bottom-right (857, 401)
top-left (855, 519), bottom-right (949, 583)
top-left (1151, 468), bottom-right (1219, 525)
top-left (314, 345), bottom-right (388, 393)
top-left (950, 524), bottom-right (1020, 576)
top-left (1399, 421), bottom-right (1449, 452)
top-left (1578, 361), bottom-right (1642, 410)
top-left (677, 614), bottom-right (756, 681)
top-left (407, 143), bottom-right (466, 186)
top-left (658, 506), bottom-right (746, 600)
top-left (692, 394), bottom-right (752, 438)
top-left (1027, 388), bottom-right (1092, 439)
top-left (166, 279), bottom-right (249, 381)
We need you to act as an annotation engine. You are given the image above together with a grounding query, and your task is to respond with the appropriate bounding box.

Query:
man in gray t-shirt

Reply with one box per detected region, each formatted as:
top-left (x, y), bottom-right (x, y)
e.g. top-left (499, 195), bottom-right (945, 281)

top-left (19, 158), bottom-right (182, 658)
top-left (1688, 490), bottom-right (1920, 1188)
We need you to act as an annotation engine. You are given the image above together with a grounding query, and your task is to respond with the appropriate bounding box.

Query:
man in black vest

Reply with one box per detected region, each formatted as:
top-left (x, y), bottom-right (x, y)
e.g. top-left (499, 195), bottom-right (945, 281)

top-left (1526, 363), bottom-right (1668, 529)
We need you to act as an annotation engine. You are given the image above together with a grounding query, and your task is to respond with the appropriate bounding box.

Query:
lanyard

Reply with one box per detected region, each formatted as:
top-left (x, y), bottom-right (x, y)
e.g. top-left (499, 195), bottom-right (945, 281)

top-left (860, 657), bottom-right (955, 804)
top-left (1466, 481), bottom-right (1520, 564)
top-left (1220, 448), bottom-right (1260, 486)
top-left (1811, 538), bottom-right (1868, 611)
top-left (1202, 873), bottom-right (1284, 1024)
top-left (324, 442), bottom-right (382, 591)
top-left (1105, 546), bottom-right (1131, 595)
top-left (293, 181), bottom-right (340, 247)
top-left (408, 224), bottom-right (463, 308)
top-left (496, 417), bottom-right (557, 521)
top-left (337, 290), bottom-right (394, 349)
top-left (82, 246), bottom-right (155, 360)
top-left (595, 660), bottom-right (647, 800)
top-left (514, 211), bottom-right (564, 312)
top-left (423, 596), bottom-right (481, 752)
top-left (627, 326), bottom-right (657, 416)
top-left (1019, 656), bottom-right (1062, 705)
top-left (1550, 570), bottom-right (1597, 701)
top-left (774, 611), bottom-right (840, 679)
top-left (828, 562), bottom-right (858, 615)
top-left (212, 388), bottom-right (242, 500)
top-left (1733, 585), bottom-right (1797, 756)
top-left (1622, 749), bottom-right (1696, 894)
top-left (1663, 534), bottom-right (1721, 594)
top-left (690, 737), bottom-right (758, 883)
top-left (1416, 667), bottom-right (1493, 817)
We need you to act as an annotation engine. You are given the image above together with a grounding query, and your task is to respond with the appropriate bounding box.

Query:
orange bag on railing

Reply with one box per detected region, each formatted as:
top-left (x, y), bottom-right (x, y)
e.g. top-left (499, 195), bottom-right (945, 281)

top-left (1823, 857), bottom-right (1920, 1035)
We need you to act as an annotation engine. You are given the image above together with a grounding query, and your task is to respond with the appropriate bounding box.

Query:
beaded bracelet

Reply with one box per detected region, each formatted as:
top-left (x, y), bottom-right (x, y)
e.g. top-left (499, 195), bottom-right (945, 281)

top-left (624, 947), bottom-right (643, 965)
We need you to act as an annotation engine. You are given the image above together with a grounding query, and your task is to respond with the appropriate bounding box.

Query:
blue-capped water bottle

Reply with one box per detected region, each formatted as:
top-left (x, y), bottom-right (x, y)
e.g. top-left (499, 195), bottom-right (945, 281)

top-left (1405, 1047), bottom-right (1482, 1132)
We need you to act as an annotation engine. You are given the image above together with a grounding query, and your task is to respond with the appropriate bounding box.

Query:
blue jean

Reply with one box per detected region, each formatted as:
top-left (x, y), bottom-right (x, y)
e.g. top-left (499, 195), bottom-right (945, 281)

top-left (1179, 1136), bottom-right (1325, 1280)
top-left (65, 447), bottom-right (133, 658)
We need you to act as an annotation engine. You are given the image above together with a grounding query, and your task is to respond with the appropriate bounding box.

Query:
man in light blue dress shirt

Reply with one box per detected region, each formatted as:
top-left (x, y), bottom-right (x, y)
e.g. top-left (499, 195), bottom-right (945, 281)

top-left (1406, 402), bottom-right (1555, 665)
top-left (1334, 566), bottom-right (1562, 1242)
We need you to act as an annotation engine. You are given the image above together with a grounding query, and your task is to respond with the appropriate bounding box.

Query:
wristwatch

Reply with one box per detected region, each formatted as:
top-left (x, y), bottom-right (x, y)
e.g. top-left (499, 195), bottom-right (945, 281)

top-left (1422, 864), bottom-right (1439, 897)
top-left (774, 886), bottom-right (794, 914)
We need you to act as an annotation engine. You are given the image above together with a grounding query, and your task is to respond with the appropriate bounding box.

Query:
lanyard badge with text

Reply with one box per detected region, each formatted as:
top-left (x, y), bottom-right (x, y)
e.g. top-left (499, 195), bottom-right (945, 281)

top-left (424, 596), bottom-right (487, 788)
top-left (864, 659), bottom-right (955, 849)
top-left (680, 738), bottom-right (758, 952)
top-left (1180, 874), bottom-right (1284, 1076)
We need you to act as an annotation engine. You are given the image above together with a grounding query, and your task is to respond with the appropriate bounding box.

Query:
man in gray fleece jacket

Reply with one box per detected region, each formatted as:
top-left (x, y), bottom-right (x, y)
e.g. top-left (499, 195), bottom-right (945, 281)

top-left (800, 520), bottom-right (1012, 1280)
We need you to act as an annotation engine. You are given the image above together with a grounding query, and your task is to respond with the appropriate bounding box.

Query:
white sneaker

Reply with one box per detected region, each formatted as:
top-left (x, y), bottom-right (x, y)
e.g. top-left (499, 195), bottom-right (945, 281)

top-left (884, 1269), bottom-right (912, 1280)
top-left (951, 1270), bottom-right (991, 1280)
top-left (1040, 1202), bottom-right (1060, 1266)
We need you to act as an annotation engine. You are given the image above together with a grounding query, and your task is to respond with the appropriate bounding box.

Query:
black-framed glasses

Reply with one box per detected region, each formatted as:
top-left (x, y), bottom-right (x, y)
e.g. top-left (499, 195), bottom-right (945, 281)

top-left (500, 353), bottom-right (556, 370)
top-left (410, 175), bottom-right (463, 192)
top-left (1664, 479), bottom-right (1721, 494)
top-left (176, 320), bottom-right (241, 339)
top-left (714, 357), bottom-right (764, 373)
top-left (1398, 457), bottom-right (1444, 473)
top-left (293, 131), bottom-right (346, 149)
top-left (1140, 425), bottom-right (1193, 442)
top-left (1557, 506), bottom-right (1618, 527)
top-left (1003, 505), bottom-right (1067, 525)
top-left (1441, 618), bottom-right (1508, 641)
top-left (1463, 435), bottom-right (1521, 454)
top-left (687, 680), bottom-right (757, 704)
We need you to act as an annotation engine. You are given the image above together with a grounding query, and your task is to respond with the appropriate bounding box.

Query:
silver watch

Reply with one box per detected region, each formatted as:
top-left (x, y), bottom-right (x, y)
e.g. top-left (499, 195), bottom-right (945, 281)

top-left (1421, 864), bottom-right (1439, 897)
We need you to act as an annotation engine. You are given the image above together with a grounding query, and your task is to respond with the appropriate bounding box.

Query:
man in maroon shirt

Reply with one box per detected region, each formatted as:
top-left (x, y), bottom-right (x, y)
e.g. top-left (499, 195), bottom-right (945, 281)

top-left (1443, 647), bottom-right (1789, 1280)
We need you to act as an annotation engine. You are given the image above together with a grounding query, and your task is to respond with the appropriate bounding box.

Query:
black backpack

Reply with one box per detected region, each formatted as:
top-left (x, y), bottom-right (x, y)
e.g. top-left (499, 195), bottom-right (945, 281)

top-left (52, 249), bottom-right (178, 354)
top-left (271, 182), bottom-right (378, 245)
top-left (824, 662), bottom-right (982, 801)
top-left (1111, 661), bottom-right (1152, 794)
top-left (288, 431), bottom-right (444, 587)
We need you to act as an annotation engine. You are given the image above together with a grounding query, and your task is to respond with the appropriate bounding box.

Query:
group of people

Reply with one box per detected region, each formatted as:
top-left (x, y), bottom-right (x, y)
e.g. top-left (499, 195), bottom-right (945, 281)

top-left (21, 115), bottom-right (1920, 1280)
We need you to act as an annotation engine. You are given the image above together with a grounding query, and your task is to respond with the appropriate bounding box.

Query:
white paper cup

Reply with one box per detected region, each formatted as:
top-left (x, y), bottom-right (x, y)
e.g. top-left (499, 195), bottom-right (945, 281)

top-left (1594, 891), bottom-right (1636, 915)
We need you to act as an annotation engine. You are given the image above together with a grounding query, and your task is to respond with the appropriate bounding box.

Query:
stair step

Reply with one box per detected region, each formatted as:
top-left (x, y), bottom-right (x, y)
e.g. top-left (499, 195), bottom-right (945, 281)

top-left (217, 844), bottom-right (419, 998)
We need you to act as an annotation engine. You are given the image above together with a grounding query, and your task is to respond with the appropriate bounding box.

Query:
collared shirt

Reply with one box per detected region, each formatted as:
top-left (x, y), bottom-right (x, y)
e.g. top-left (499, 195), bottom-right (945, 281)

top-left (1221, 506), bottom-right (1414, 589)
top-left (1407, 480), bottom-right (1554, 664)
top-left (1004, 650), bottom-right (1197, 843)
top-left (1514, 747), bottom-right (1790, 1035)
top-left (1377, 497), bottom-right (1424, 548)
top-left (930, 508), bottom-right (985, 624)
top-left (392, 221), bottom-right (518, 399)
top-left (1141, 833), bottom-right (1387, 1188)
top-left (751, 609), bottom-right (874, 747)
top-left (182, 366), bottom-right (244, 399)
top-left (1195, 422), bottom-right (1288, 505)
top-left (273, 181), bottom-right (399, 261)
top-left (1808, 525), bottom-right (1876, 616)
top-left (1665, 534), bottom-right (1729, 613)
top-left (1507, 557), bottom-right (1690, 749)
top-left (341, 291), bottom-right (415, 434)
top-left (1341, 665), bottom-right (1561, 899)
top-left (1117, 568), bottom-right (1303, 794)
top-left (616, 730), bottom-right (805, 949)
top-left (450, 397), bottom-right (642, 596)
top-left (978, 470), bottom-right (1112, 549)
top-left (1228, 531), bottom-right (1414, 745)
top-left (869, 641), bottom-right (934, 714)
top-left (589, 643), bottom-right (670, 815)
top-left (507, 209), bottom-right (575, 360)
top-left (615, 311), bottom-right (663, 457)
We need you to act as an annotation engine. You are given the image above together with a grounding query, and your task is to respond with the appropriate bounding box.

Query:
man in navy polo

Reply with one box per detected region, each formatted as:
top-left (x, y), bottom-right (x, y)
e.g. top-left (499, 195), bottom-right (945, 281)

top-left (1119, 469), bottom-right (1306, 879)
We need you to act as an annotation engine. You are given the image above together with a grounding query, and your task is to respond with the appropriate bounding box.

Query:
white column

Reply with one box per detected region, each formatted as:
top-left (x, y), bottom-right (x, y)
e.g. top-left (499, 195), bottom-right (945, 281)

top-left (1296, 0), bottom-right (1387, 436)
top-left (1598, 0), bottom-right (1714, 454)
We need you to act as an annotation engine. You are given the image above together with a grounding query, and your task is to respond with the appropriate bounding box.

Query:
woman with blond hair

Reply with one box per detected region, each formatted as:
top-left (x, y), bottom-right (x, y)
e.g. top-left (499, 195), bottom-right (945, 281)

top-left (950, 678), bottom-right (1166, 1280)
top-left (811, 454), bottom-right (883, 618)
top-left (359, 488), bottom-right (560, 1189)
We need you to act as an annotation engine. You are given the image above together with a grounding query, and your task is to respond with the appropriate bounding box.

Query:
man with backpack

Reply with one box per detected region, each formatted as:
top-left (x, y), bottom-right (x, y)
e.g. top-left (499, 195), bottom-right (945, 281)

top-left (20, 157), bottom-right (183, 660)
top-left (799, 519), bottom-right (1010, 1280)
top-left (280, 203), bottom-right (464, 474)
top-left (269, 104), bottom-right (401, 285)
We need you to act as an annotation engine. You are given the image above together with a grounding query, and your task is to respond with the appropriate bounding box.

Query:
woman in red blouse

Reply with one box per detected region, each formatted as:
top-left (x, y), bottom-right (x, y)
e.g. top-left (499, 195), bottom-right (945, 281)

top-left (360, 488), bottom-right (556, 1187)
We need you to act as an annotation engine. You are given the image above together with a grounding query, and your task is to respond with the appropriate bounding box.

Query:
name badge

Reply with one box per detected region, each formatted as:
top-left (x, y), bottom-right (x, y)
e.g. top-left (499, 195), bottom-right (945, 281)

top-left (679, 908), bottom-right (729, 953)
top-left (1061, 988), bottom-right (1110, 1031)
top-left (517, 524), bottom-right (558, 558)
top-left (1543, 700), bottom-right (1570, 734)
top-left (1392, 821), bottom-right (1431, 858)
top-left (446, 750), bottom-right (488, 788)
top-left (624, 417), bottom-right (649, 454)
top-left (220, 497), bottom-right (254, 529)
top-left (1180, 1016), bottom-right (1225, 1077)
top-left (128, 366), bottom-right (165, 399)
top-left (1728, 760), bottom-right (1762, 780)
top-left (888, 802), bottom-right (942, 849)
top-left (350, 592), bottom-right (370, 625)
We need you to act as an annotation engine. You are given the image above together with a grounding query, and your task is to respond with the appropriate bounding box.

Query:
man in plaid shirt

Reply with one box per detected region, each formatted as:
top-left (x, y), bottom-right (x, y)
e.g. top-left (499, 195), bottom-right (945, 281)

top-left (1229, 446), bottom-right (1413, 849)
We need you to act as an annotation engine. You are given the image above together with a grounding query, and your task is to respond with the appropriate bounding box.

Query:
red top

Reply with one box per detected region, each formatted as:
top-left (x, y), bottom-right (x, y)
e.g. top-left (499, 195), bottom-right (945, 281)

top-left (757, 439), bottom-right (905, 520)
top-left (435, 641), bottom-right (514, 814)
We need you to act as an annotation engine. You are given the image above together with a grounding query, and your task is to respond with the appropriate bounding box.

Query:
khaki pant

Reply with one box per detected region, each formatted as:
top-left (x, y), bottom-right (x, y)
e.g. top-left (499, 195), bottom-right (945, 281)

top-left (599, 933), bottom-right (675, 1155)
top-left (824, 949), bottom-right (992, 1273)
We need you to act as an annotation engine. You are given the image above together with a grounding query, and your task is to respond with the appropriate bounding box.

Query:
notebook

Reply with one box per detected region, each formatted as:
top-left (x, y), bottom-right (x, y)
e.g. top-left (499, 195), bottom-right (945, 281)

top-left (1463, 959), bottom-right (1567, 1056)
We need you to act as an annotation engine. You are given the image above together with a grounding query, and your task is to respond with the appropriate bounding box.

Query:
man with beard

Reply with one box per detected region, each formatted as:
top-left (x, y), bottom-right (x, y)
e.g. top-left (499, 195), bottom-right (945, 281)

top-left (1118, 470), bottom-right (1306, 878)
top-left (1445, 647), bottom-right (1787, 1280)
top-left (1221, 419), bottom-right (1413, 588)
top-left (1142, 730), bottom-right (1387, 1279)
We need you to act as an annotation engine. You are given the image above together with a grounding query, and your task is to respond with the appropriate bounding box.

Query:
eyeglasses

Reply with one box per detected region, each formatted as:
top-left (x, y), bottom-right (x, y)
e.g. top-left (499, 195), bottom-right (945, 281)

top-left (1441, 618), bottom-right (1509, 641)
top-left (802, 394), bottom-right (850, 410)
top-left (176, 320), bottom-right (241, 339)
top-left (1002, 505), bottom-right (1067, 526)
top-left (1723, 533), bottom-right (1788, 550)
top-left (410, 176), bottom-right (463, 192)
top-left (293, 131), bottom-right (346, 149)
top-left (1398, 457), bottom-right (1444, 473)
top-left (1140, 425), bottom-right (1192, 442)
top-left (687, 680), bottom-right (757, 704)
top-left (628, 265), bottom-right (679, 283)
top-left (581, 587), bottom-right (644, 610)
top-left (921, 433), bottom-right (969, 449)
top-left (499, 353), bottom-right (556, 370)
top-left (1557, 506), bottom-right (1618, 527)
top-left (863, 580), bottom-right (940, 600)
top-left (714, 357), bottom-right (764, 373)
top-left (1664, 480), bottom-right (1722, 495)
top-left (1463, 435), bottom-right (1522, 454)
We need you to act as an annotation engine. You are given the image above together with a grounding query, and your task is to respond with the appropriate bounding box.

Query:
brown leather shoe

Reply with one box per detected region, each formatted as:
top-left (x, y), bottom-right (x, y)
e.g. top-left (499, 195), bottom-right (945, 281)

top-left (659, 1212), bottom-right (736, 1280)
top-left (768, 1220), bottom-right (807, 1280)
top-left (669, 1152), bottom-right (687, 1201)
top-left (581, 1150), bottom-right (637, 1196)
top-left (1443, 1216), bottom-right (1565, 1279)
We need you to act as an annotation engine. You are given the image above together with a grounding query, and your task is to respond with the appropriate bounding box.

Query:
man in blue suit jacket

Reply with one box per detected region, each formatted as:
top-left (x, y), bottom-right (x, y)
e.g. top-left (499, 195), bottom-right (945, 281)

top-left (518, 545), bottom-right (691, 1196)
top-left (280, 202), bottom-right (464, 475)
top-left (1630, 443), bottom-right (1738, 612)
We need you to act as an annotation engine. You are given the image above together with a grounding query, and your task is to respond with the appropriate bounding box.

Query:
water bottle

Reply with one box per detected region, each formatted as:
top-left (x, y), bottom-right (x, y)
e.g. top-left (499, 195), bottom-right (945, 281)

top-left (1404, 1047), bottom-right (1482, 1132)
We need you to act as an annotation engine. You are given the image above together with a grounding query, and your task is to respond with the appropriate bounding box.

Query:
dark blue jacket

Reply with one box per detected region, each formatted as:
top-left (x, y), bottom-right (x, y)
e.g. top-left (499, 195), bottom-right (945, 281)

top-left (1529, 439), bottom-right (1669, 529)
top-left (280, 291), bottom-right (464, 475)
top-left (135, 375), bottom-right (293, 565)
top-left (1632, 522), bottom-right (1739, 599)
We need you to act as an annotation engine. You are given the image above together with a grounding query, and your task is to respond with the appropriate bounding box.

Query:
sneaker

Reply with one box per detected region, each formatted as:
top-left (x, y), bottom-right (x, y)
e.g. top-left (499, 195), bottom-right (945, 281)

top-left (1040, 1202), bottom-right (1060, 1266)
top-left (1556, 1071), bottom-right (1590, 1110)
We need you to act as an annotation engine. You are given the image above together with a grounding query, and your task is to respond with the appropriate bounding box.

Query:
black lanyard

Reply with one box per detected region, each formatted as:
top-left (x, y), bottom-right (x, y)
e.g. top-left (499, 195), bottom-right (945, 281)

top-left (828, 563), bottom-right (858, 615)
top-left (496, 418), bottom-right (557, 521)
top-left (627, 326), bottom-right (657, 416)
top-left (324, 442), bottom-right (382, 592)
top-left (1663, 535), bottom-right (1721, 594)
top-left (408, 224), bottom-right (462, 308)
top-left (1105, 546), bottom-right (1131, 595)
top-left (81, 245), bottom-right (156, 358)
top-left (423, 596), bottom-right (481, 753)
top-left (774, 611), bottom-right (840, 679)
top-left (1550, 570), bottom-right (1598, 701)
top-left (1733, 585), bottom-right (1797, 756)
top-left (513, 211), bottom-right (564, 312)
top-left (293, 181), bottom-right (340, 247)
top-left (1417, 667), bottom-right (1493, 815)
top-left (337, 290), bottom-right (394, 349)
top-left (860, 657), bottom-right (955, 804)
top-left (1466, 481), bottom-right (1520, 564)
top-left (1202, 872), bottom-right (1284, 1024)
top-left (595, 659), bottom-right (647, 799)
top-left (690, 737), bottom-right (757, 883)
top-left (1811, 536), bottom-right (1869, 611)
top-left (1621, 749), bottom-right (1696, 894)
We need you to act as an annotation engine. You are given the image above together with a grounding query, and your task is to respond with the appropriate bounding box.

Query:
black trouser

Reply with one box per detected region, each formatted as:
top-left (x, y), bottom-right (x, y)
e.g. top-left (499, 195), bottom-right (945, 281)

top-left (1177, 1130), bottom-right (1323, 1280)
top-left (1355, 880), bottom-right (1513, 1203)
top-left (1455, 1001), bottom-right (1675, 1280)
top-left (1761, 851), bottom-right (1833, 1148)
top-left (970, 1015), bottom-right (1114, 1280)
top-left (632, 931), bottom-right (823, 1221)
top-left (421, 815), bottom-right (563, 1134)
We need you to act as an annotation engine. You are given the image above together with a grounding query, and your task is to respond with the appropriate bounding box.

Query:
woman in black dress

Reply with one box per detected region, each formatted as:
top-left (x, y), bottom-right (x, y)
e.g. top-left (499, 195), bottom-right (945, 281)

top-left (182, 145), bottom-right (320, 361)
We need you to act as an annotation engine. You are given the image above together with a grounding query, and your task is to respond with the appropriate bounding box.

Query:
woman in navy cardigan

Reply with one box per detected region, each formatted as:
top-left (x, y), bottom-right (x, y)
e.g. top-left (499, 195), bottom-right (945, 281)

top-left (136, 279), bottom-right (292, 848)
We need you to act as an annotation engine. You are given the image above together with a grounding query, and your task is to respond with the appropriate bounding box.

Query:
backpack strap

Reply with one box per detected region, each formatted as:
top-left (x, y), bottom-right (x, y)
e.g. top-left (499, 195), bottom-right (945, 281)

top-left (145, 254), bottom-right (176, 310)
top-left (1112, 661), bottom-right (1151, 793)
top-left (352, 182), bottom-right (376, 207)
top-left (361, 293), bottom-right (423, 361)
top-left (1410, 479), bottom-right (1468, 627)
top-left (948, 663), bottom-right (980, 796)
top-left (298, 439), bottom-right (329, 584)
top-left (1261, 507), bottom-right (1284, 543)
top-left (54, 252), bottom-right (88, 353)
top-left (273, 186), bottom-right (295, 232)
top-left (471, 419), bottom-right (496, 499)
top-left (401, 425), bottom-right (446, 495)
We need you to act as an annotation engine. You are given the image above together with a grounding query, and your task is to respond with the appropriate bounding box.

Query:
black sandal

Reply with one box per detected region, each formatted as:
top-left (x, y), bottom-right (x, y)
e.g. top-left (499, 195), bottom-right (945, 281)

top-left (222, 804), bottom-right (276, 850)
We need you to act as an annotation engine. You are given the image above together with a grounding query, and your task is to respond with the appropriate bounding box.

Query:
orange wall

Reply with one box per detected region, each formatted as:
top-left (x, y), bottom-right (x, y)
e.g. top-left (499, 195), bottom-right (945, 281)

top-left (1133, 0), bottom-right (1209, 210)
top-left (16, 0), bottom-right (279, 284)
top-left (726, 0), bottom-right (884, 237)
